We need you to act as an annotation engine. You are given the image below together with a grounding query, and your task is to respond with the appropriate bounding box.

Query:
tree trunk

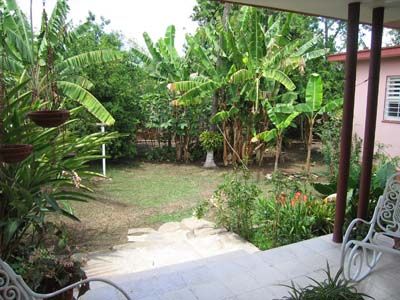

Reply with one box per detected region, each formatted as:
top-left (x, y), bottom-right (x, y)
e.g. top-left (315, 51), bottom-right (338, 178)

top-left (203, 151), bottom-right (217, 168)
top-left (183, 134), bottom-right (190, 163)
top-left (274, 135), bottom-right (283, 172)
top-left (223, 122), bottom-right (229, 166)
top-left (175, 135), bottom-right (182, 161)
top-left (305, 120), bottom-right (314, 174)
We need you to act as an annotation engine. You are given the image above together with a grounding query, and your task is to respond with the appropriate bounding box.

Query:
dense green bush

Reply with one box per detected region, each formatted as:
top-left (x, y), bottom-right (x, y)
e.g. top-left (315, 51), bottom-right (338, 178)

top-left (145, 146), bottom-right (176, 162)
top-left (254, 191), bottom-right (334, 249)
top-left (199, 130), bottom-right (223, 152)
top-left (195, 170), bottom-right (334, 250)
top-left (212, 171), bottom-right (262, 240)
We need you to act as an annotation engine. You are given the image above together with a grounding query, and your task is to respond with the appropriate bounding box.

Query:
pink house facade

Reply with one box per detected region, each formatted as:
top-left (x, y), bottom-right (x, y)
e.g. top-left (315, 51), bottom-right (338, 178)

top-left (329, 46), bottom-right (400, 158)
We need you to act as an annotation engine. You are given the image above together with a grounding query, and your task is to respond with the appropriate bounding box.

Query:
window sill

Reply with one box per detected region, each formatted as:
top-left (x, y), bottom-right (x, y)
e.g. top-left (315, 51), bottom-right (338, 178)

top-left (382, 120), bottom-right (400, 124)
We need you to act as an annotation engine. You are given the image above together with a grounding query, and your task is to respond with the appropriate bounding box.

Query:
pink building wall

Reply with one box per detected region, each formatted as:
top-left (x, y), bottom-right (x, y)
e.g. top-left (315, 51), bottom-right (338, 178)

top-left (353, 57), bottom-right (400, 158)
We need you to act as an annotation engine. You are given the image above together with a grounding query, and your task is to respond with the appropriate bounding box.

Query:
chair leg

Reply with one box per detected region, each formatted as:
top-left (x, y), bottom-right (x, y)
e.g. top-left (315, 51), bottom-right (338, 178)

top-left (342, 241), bottom-right (382, 282)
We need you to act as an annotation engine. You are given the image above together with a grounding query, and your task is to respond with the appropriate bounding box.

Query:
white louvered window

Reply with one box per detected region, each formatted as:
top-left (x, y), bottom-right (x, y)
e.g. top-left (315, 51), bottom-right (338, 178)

top-left (385, 76), bottom-right (400, 121)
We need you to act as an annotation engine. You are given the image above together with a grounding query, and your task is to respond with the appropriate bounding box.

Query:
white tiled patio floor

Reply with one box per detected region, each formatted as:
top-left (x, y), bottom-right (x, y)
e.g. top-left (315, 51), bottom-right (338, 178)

top-left (83, 234), bottom-right (400, 300)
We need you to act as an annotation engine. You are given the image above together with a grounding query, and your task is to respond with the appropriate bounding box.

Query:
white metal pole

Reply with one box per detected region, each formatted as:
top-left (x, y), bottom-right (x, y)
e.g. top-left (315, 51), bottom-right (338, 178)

top-left (101, 125), bottom-right (106, 177)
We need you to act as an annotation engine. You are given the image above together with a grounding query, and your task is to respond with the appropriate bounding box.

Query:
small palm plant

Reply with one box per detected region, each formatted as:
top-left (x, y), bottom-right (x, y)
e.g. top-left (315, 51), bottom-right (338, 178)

top-left (279, 264), bottom-right (372, 300)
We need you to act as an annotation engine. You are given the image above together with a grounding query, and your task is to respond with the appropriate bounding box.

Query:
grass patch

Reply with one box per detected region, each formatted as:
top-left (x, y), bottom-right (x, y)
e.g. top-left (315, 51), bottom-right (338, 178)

top-left (96, 162), bottom-right (226, 208)
top-left (147, 208), bottom-right (194, 224)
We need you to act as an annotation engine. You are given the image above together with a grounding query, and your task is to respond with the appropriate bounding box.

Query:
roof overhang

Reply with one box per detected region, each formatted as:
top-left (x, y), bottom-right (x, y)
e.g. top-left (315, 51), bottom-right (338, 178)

top-left (328, 45), bottom-right (400, 62)
top-left (220, 0), bottom-right (400, 28)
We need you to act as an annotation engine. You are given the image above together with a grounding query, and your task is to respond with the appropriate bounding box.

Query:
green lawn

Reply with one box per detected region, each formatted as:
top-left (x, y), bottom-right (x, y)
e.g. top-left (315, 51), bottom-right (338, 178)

top-left (65, 162), bottom-right (228, 251)
top-left (98, 163), bottom-right (227, 209)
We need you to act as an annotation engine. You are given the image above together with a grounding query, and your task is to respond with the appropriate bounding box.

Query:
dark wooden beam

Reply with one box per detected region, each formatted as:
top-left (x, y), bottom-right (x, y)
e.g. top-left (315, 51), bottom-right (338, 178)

top-left (358, 7), bottom-right (385, 219)
top-left (333, 2), bottom-right (360, 243)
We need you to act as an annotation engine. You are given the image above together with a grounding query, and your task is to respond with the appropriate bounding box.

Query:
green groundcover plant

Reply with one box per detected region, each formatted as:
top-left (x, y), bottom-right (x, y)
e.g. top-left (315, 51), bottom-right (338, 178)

top-left (280, 264), bottom-right (372, 300)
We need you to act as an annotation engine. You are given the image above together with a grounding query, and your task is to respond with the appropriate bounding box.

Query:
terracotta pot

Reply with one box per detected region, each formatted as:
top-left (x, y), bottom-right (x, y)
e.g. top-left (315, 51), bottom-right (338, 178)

top-left (28, 110), bottom-right (70, 128)
top-left (0, 144), bottom-right (33, 163)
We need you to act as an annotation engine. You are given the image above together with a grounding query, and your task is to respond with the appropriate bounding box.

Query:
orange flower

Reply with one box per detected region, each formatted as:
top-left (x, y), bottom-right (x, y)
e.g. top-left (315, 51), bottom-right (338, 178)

top-left (303, 195), bottom-right (308, 202)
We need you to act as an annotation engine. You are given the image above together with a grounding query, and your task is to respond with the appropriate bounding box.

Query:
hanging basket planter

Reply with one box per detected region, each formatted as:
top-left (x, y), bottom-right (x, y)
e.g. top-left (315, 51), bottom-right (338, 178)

top-left (27, 109), bottom-right (70, 128)
top-left (0, 144), bottom-right (33, 163)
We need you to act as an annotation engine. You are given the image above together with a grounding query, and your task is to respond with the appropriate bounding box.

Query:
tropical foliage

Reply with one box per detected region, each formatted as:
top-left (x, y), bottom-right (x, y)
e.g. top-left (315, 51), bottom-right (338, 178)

top-left (0, 0), bottom-right (119, 261)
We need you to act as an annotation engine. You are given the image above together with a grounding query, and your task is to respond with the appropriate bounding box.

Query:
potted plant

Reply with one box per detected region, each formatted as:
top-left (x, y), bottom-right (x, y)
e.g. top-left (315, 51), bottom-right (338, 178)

top-left (26, 5), bottom-right (69, 128)
top-left (15, 246), bottom-right (90, 300)
top-left (199, 130), bottom-right (223, 168)
top-left (0, 24), bottom-right (33, 163)
top-left (279, 264), bottom-right (372, 300)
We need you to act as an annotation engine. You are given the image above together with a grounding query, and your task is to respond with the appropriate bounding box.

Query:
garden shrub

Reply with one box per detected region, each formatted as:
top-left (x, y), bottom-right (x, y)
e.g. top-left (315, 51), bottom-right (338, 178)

top-left (199, 130), bottom-right (223, 152)
top-left (145, 146), bottom-right (176, 162)
top-left (254, 191), bottom-right (334, 249)
top-left (194, 170), bottom-right (262, 241)
top-left (212, 171), bottom-right (262, 241)
top-left (195, 170), bottom-right (335, 250)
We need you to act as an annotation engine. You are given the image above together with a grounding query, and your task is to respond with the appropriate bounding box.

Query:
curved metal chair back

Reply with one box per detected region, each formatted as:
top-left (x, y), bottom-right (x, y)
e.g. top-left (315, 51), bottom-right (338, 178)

top-left (0, 259), bottom-right (32, 300)
top-left (377, 172), bottom-right (400, 237)
top-left (0, 258), bottom-right (132, 299)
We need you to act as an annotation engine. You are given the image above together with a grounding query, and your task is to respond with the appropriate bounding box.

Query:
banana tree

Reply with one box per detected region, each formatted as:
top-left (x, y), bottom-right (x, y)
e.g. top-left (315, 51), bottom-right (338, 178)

top-left (133, 25), bottom-right (197, 161)
top-left (229, 9), bottom-right (328, 113)
top-left (253, 101), bottom-right (300, 171)
top-left (168, 22), bottom-right (236, 167)
top-left (2, 0), bottom-right (119, 125)
top-left (296, 73), bottom-right (343, 173)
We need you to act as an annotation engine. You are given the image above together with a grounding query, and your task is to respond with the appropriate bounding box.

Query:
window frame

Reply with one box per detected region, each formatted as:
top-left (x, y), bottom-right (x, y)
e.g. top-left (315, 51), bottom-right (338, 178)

top-left (384, 75), bottom-right (400, 122)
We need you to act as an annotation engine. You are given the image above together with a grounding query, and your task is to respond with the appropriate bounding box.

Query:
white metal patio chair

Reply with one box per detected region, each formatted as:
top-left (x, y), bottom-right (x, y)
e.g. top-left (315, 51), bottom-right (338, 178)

top-left (0, 258), bottom-right (132, 300)
top-left (341, 172), bottom-right (400, 282)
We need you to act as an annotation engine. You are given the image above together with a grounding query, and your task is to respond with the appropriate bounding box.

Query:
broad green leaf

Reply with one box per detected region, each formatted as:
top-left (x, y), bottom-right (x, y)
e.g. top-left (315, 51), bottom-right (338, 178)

top-left (263, 69), bottom-right (296, 91)
top-left (320, 98), bottom-right (343, 113)
top-left (230, 69), bottom-right (252, 84)
top-left (257, 129), bottom-right (277, 142)
top-left (306, 73), bottom-right (323, 112)
top-left (57, 81), bottom-right (115, 125)
top-left (57, 50), bottom-right (122, 73)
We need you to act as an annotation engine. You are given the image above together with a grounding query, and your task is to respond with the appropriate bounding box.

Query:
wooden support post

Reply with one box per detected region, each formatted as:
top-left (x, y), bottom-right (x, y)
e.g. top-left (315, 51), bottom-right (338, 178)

top-left (333, 2), bottom-right (360, 243)
top-left (358, 7), bottom-right (385, 219)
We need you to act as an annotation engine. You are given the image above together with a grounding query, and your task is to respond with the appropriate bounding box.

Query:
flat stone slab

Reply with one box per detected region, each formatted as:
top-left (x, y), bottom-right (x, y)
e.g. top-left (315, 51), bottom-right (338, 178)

top-left (158, 222), bottom-right (181, 233)
top-left (85, 218), bottom-right (258, 279)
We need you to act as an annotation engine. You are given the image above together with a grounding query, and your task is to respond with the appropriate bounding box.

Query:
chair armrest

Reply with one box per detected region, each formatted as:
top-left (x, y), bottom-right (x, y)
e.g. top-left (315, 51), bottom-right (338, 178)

top-left (343, 218), bottom-right (374, 246)
top-left (28, 278), bottom-right (131, 300)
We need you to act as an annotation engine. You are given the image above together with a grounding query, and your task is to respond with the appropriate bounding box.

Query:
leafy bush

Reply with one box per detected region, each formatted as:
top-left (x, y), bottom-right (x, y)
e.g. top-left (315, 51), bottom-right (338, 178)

top-left (195, 170), bottom-right (334, 250)
top-left (254, 191), bottom-right (334, 249)
top-left (314, 141), bottom-right (399, 227)
top-left (12, 246), bottom-right (89, 298)
top-left (195, 170), bottom-right (262, 240)
top-left (199, 130), bottom-right (223, 152)
top-left (145, 146), bottom-right (176, 162)
top-left (281, 264), bottom-right (372, 300)
top-left (212, 171), bottom-right (262, 240)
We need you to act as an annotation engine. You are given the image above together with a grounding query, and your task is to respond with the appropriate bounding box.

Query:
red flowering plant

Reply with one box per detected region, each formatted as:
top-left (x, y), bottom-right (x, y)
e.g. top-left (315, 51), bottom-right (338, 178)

top-left (253, 172), bottom-right (335, 248)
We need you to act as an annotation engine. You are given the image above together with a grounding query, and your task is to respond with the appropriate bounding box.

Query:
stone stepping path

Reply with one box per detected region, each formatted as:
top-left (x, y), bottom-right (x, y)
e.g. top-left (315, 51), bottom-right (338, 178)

top-left (85, 217), bottom-right (258, 279)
